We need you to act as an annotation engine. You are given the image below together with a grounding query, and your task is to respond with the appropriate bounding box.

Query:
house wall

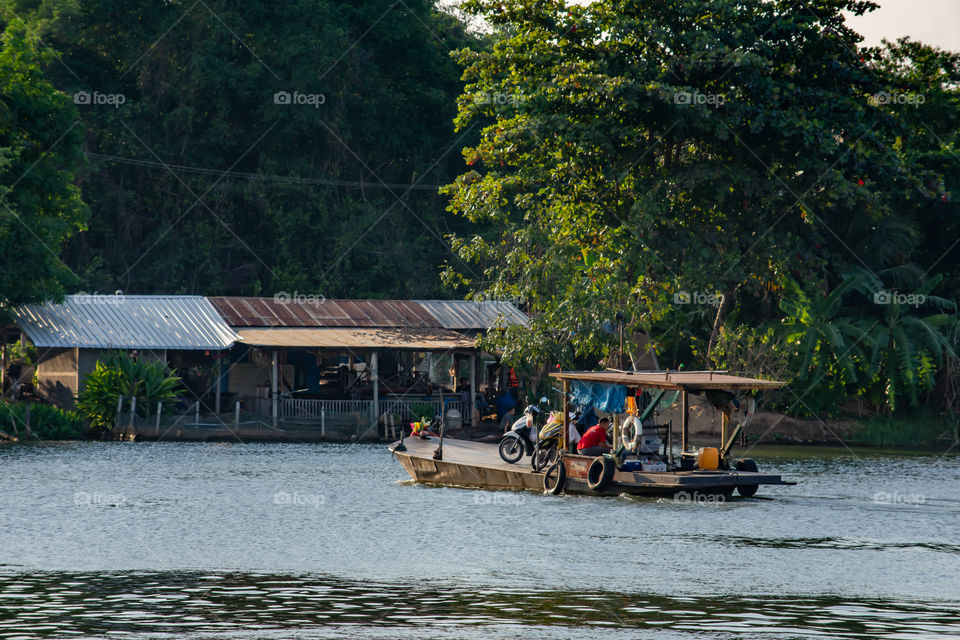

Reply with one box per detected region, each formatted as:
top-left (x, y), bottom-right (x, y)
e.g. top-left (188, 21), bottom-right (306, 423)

top-left (37, 348), bottom-right (79, 407)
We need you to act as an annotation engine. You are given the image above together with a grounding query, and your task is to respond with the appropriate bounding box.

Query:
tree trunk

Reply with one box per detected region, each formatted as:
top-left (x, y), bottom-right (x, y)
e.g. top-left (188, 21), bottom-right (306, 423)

top-left (706, 288), bottom-right (735, 369)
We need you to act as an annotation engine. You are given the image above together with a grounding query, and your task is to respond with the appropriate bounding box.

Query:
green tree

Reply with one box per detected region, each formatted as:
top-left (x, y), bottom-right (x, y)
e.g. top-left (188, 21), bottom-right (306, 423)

top-left (5, 0), bottom-right (483, 298)
top-left (442, 0), bottom-right (947, 376)
top-left (0, 18), bottom-right (87, 308)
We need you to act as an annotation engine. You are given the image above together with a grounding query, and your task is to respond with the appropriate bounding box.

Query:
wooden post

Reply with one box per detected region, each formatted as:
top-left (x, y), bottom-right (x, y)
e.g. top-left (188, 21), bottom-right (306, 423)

top-left (681, 390), bottom-right (689, 453)
top-left (469, 353), bottom-right (477, 427)
top-left (128, 396), bottom-right (137, 433)
top-left (235, 401), bottom-right (240, 426)
top-left (371, 351), bottom-right (379, 434)
top-left (195, 400), bottom-right (200, 426)
top-left (115, 395), bottom-right (124, 433)
top-left (271, 349), bottom-right (278, 428)
top-left (215, 356), bottom-right (222, 416)
top-left (667, 419), bottom-right (674, 466)
top-left (1, 329), bottom-right (6, 395)
top-left (561, 379), bottom-right (569, 452)
top-left (155, 401), bottom-right (162, 431)
top-left (321, 407), bottom-right (326, 439)
top-left (721, 408), bottom-right (729, 449)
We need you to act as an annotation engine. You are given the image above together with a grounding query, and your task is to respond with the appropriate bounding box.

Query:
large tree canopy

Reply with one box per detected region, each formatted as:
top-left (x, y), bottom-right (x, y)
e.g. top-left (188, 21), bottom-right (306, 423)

top-left (0, 18), bottom-right (87, 308)
top-left (443, 0), bottom-right (958, 412)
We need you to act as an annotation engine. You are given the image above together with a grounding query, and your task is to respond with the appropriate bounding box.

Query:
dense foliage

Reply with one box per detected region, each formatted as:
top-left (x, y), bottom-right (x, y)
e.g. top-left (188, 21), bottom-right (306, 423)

top-left (0, 18), bottom-right (87, 308)
top-left (443, 0), bottom-right (960, 416)
top-left (76, 352), bottom-right (181, 430)
top-left (0, 401), bottom-right (87, 439)
top-left (1, 0), bottom-right (483, 298)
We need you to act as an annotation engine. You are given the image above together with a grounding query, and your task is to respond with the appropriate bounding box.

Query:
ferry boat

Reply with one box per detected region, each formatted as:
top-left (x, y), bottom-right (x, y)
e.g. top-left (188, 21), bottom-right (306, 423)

top-left (391, 370), bottom-right (795, 498)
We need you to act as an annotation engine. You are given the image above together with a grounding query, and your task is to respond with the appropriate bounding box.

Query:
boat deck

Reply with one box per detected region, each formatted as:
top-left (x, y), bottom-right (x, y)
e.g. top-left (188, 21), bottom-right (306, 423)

top-left (390, 436), bottom-right (792, 496)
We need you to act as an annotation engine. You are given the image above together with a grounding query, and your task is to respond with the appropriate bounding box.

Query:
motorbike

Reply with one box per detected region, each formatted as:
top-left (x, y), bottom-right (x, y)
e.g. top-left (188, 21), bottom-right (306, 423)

top-left (531, 411), bottom-right (567, 472)
top-left (498, 397), bottom-right (549, 465)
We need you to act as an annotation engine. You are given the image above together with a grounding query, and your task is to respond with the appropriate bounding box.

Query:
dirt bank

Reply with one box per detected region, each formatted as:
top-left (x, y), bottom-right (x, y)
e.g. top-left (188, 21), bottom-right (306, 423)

top-left (658, 394), bottom-right (859, 447)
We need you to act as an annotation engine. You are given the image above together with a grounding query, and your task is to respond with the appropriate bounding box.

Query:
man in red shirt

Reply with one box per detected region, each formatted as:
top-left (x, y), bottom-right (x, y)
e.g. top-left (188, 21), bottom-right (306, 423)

top-left (577, 417), bottom-right (611, 456)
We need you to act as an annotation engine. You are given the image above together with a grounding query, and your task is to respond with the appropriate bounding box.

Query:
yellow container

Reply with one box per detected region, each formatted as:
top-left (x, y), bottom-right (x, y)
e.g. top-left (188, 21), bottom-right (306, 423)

top-left (697, 447), bottom-right (720, 470)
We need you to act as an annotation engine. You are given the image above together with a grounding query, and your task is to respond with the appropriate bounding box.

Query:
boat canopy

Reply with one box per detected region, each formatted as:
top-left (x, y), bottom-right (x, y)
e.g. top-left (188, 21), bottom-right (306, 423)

top-left (549, 370), bottom-right (786, 392)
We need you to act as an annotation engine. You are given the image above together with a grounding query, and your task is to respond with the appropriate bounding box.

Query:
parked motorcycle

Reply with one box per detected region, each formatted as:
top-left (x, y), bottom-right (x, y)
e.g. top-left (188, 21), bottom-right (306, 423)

top-left (498, 397), bottom-right (549, 465)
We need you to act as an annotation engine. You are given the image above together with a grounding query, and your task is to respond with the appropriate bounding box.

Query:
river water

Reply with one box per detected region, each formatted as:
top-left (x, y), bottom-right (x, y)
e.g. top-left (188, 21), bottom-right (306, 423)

top-left (0, 441), bottom-right (958, 639)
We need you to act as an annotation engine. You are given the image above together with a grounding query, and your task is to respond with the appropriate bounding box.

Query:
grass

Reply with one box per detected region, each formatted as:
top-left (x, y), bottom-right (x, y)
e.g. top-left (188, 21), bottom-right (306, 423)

top-left (850, 410), bottom-right (957, 449)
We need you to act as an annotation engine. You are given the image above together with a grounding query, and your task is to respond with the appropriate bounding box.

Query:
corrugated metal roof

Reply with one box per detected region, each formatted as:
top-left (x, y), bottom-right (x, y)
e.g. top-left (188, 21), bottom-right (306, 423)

top-left (209, 297), bottom-right (528, 330)
top-left (237, 327), bottom-right (476, 350)
top-left (13, 295), bottom-right (239, 350)
top-left (208, 297), bottom-right (438, 328)
top-left (415, 300), bottom-right (528, 330)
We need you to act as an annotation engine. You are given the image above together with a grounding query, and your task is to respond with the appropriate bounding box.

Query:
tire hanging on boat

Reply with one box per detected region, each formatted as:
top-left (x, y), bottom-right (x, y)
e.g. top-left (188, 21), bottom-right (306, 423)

top-left (620, 415), bottom-right (642, 452)
top-left (543, 460), bottom-right (566, 494)
top-left (735, 458), bottom-right (760, 497)
top-left (587, 456), bottom-right (616, 492)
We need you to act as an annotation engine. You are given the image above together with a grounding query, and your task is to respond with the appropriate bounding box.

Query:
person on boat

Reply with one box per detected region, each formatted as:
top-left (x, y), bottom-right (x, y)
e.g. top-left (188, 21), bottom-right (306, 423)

top-left (577, 417), bottom-right (611, 456)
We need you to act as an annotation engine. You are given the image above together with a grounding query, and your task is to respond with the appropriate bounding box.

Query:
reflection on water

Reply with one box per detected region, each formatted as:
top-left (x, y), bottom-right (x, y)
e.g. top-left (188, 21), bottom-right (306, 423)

top-left (0, 571), bottom-right (958, 639)
top-left (0, 441), bottom-right (958, 639)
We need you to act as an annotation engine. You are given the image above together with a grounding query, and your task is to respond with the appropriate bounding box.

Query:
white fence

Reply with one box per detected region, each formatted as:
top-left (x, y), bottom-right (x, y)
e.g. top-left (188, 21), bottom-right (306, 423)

top-left (275, 397), bottom-right (463, 421)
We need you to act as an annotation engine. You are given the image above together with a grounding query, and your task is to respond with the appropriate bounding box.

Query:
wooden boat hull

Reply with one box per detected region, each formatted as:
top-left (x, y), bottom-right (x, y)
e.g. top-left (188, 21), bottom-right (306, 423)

top-left (391, 437), bottom-right (791, 497)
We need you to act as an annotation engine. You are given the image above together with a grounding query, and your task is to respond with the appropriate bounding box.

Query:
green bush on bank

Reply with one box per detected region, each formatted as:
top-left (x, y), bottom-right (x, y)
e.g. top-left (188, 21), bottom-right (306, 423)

top-left (0, 402), bottom-right (88, 440)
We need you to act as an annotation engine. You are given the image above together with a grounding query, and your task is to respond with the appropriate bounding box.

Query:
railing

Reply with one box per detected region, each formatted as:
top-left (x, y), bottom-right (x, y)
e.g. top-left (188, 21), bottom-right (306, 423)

top-left (279, 398), bottom-right (371, 420)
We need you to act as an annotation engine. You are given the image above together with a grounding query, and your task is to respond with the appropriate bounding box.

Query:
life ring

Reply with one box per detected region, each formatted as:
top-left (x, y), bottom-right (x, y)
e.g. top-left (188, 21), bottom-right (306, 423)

top-left (587, 455), bottom-right (616, 492)
top-left (621, 415), bottom-right (642, 451)
top-left (543, 460), bottom-right (566, 494)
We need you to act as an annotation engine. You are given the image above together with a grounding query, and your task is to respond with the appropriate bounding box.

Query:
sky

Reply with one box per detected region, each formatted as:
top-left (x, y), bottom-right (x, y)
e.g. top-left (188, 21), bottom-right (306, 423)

top-left (844, 0), bottom-right (960, 51)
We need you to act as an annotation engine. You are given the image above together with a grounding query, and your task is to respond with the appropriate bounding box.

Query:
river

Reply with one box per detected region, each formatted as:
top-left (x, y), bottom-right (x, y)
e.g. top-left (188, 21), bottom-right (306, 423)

top-left (0, 441), bottom-right (958, 639)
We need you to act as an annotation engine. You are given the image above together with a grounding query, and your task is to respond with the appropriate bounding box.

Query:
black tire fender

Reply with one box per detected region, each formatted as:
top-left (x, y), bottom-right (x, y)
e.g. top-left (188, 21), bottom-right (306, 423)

top-left (735, 458), bottom-right (759, 497)
top-left (587, 455), bottom-right (616, 492)
top-left (543, 460), bottom-right (566, 494)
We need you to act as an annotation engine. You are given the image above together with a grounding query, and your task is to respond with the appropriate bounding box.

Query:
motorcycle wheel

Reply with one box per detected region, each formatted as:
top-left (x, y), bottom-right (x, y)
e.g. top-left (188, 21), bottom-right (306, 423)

top-left (533, 442), bottom-right (558, 472)
top-left (499, 437), bottom-right (524, 464)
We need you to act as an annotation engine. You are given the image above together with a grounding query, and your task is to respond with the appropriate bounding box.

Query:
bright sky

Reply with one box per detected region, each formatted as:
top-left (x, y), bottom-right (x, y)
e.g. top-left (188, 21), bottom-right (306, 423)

top-left (844, 0), bottom-right (960, 51)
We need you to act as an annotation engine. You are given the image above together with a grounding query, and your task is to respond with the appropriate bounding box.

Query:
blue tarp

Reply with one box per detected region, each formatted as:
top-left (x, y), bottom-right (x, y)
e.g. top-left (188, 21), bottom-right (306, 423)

top-left (570, 381), bottom-right (627, 414)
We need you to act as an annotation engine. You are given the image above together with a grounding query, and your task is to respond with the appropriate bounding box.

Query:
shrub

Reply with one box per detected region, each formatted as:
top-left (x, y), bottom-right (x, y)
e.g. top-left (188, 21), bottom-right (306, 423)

top-left (76, 352), bottom-right (181, 430)
top-left (0, 402), bottom-right (88, 440)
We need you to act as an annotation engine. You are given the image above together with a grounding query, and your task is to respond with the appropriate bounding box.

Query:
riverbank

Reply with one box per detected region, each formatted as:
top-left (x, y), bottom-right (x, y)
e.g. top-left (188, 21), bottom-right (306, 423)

top-left (662, 395), bottom-right (958, 450)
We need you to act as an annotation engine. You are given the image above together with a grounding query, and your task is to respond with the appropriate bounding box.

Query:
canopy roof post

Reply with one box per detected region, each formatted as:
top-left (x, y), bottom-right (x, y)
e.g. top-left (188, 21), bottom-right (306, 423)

top-left (681, 390), bottom-right (689, 453)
